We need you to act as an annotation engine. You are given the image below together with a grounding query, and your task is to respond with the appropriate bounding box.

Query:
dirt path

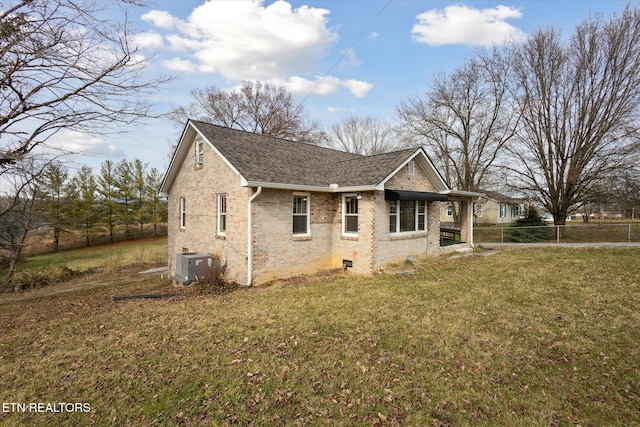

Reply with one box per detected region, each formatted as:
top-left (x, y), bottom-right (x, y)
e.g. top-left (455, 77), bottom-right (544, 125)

top-left (0, 265), bottom-right (169, 305)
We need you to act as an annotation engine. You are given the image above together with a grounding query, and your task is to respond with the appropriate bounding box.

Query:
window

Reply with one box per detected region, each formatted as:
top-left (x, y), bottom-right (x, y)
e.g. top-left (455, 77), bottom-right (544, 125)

top-left (390, 200), bottom-right (426, 233)
top-left (217, 194), bottom-right (226, 235)
top-left (446, 204), bottom-right (453, 217)
top-left (512, 205), bottom-right (522, 217)
top-left (475, 203), bottom-right (484, 218)
top-left (179, 197), bottom-right (186, 228)
top-left (499, 204), bottom-right (507, 218)
top-left (292, 194), bottom-right (310, 235)
top-left (408, 160), bottom-right (415, 175)
top-left (389, 201), bottom-right (397, 233)
top-left (343, 195), bottom-right (359, 234)
top-left (195, 139), bottom-right (203, 165)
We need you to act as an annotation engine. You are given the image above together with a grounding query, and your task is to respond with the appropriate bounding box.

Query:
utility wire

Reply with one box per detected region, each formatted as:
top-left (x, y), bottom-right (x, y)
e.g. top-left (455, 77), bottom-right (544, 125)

top-left (299, 0), bottom-right (393, 106)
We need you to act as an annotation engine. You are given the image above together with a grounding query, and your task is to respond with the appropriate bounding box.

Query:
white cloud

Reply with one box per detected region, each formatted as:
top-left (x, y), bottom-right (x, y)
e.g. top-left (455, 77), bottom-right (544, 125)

top-left (130, 31), bottom-right (164, 50)
top-left (163, 57), bottom-right (197, 72)
top-left (339, 48), bottom-right (361, 69)
top-left (412, 5), bottom-right (525, 46)
top-left (283, 75), bottom-right (372, 98)
top-left (284, 76), bottom-right (341, 96)
top-left (141, 10), bottom-right (180, 29)
top-left (143, 0), bottom-right (373, 98)
top-left (46, 131), bottom-right (126, 159)
top-left (341, 79), bottom-right (373, 98)
top-left (145, 0), bottom-right (337, 81)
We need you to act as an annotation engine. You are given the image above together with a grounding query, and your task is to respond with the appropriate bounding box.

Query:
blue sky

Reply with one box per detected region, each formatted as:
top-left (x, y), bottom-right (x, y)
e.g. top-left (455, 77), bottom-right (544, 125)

top-left (56, 0), bottom-right (634, 172)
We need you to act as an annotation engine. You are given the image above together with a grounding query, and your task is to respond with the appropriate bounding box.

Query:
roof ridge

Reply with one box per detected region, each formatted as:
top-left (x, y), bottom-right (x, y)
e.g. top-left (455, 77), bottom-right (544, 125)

top-left (333, 146), bottom-right (419, 165)
top-left (189, 119), bottom-right (363, 159)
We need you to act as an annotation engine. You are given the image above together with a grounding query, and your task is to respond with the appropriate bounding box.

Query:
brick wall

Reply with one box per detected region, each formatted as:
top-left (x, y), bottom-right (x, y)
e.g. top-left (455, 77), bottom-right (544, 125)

top-left (167, 145), bottom-right (450, 285)
top-left (372, 161), bottom-right (443, 268)
top-left (167, 135), bottom-right (249, 285)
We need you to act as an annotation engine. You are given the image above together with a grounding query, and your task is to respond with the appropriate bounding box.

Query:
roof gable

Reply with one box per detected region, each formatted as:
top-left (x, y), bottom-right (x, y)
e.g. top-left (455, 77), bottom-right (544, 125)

top-left (160, 120), bottom-right (451, 195)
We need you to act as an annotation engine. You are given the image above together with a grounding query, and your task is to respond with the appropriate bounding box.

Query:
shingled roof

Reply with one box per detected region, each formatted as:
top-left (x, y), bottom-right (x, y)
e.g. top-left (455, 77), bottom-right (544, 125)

top-left (160, 120), bottom-right (448, 194)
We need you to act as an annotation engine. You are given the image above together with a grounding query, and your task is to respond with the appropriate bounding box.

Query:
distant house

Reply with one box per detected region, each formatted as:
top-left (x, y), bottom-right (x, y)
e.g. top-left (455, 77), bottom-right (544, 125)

top-left (160, 120), bottom-right (481, 286)
top-left (470, 191), bottom-right (528, 225)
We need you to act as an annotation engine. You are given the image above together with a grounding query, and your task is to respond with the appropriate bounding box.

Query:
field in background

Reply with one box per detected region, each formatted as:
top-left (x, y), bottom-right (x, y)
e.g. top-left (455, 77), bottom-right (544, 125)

top-left (1, 247), bottom-right (639, 425)
top-left (476, 222), bottom-right (640, 244)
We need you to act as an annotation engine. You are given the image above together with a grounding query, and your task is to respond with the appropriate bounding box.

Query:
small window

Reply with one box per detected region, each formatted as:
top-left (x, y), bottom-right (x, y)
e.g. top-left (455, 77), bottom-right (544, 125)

top-left (513, 205), bottom-right (522, 217)
top-left (446, 204), bottom-right (453, 217)
top-left (293, 194), bottom-right (310, 235)
top-left (499, 204), bottom-right (507, 218)
top-left (343, 195), bottom-right (359, 235)
top-left (180, 197), bottom-right (186, 228)
top-left (408, 160), bottom-right (415, 175)
top-left (475, 203), bottom-right (484, 218)
top-left (195, 139), bottom-right (203, 165)
top-left (389, 201), bottom-right (397, 233)
top-left (217, 194), bottom-right (226, 235)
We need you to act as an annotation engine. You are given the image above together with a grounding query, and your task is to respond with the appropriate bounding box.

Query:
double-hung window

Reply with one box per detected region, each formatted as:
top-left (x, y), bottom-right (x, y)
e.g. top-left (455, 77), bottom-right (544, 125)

top-left (343, 195), bottom-right (359, 235)
top-left (389, 200), bottom-right (426, 233)
top-left (179, 197), bottom-right (186, 229)
top-left (499, 204), bottom-right (507, 218)
top-left (292, 194), bottom-right (310, 235)
top-left (217, 194), bottom-right (226, 235)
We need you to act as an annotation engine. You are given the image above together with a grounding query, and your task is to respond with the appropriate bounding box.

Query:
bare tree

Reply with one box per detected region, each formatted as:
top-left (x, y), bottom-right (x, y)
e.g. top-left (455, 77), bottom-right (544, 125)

top-left (328, 115), bottom-right (407, 155)
top-left (397, 48), bottom-right (518, 192)
top-left (1, 0), bottom-right (170, 165)
top-left (169, 80), bottom-right (328, 143)
top-left (507, 7), bottom-right (640, 225)
top-left (0, 159), bottom-right (45, 290)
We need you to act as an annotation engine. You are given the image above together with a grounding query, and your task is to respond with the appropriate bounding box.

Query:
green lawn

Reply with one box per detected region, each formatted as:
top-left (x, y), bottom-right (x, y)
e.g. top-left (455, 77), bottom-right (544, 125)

top-left (15, 236), bottom-right (167, 272)
top-left (1, 247), bottom-right (639, 426)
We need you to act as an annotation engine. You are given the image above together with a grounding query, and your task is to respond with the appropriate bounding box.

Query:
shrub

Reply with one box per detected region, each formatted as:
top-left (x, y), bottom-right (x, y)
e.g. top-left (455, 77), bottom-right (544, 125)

top-left (506, 208), bottom-right (554, 242)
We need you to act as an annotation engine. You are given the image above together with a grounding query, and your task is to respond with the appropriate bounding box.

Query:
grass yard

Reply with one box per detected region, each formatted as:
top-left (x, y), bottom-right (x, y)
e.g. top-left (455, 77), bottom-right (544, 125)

top-left (1, 247), bottom-right (639, 425)
top-left (16, 236), bottom-right (168, 273)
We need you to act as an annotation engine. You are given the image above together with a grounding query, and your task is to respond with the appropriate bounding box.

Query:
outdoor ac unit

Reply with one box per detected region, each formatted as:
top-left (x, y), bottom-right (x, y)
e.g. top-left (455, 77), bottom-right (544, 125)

top-left (173, 253), bottom-right (217, 284)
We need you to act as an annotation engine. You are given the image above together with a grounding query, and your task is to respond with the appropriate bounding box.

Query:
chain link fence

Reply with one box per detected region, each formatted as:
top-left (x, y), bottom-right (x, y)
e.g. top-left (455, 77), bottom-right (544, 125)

top-left (475, 223), bottom-right (640, 244)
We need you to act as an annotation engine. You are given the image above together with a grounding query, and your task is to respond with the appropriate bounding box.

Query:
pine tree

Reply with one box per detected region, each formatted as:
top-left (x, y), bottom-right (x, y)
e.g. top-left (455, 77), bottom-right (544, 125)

top-left (97, 160), bottom-right (118, 243)
top-left (69, 165), bottom-right (98, 246)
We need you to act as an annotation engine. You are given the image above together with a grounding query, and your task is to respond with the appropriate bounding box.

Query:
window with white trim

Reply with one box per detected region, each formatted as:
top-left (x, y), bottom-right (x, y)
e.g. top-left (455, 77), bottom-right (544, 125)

top-left (292, 193), bottom-right (310, 235)
top-left (446, 204), bottom-right (453, 217)
top-left (512, 205), bottom-right (522, 217)
top-left (179, 197), bottom-right (186, 228)
top-left (499, 204), bottom-right (507, 218)
top-left (389, 200), bottom-right (426, 233)
top-left (195, 139), bottom-right (204, 165)
top-left (408, 160), bottom-right (415, 175)
top-left (475, 203), bottom-right (484, 218)
top-left (217, 194), bottom-right (226, 235)
top-left (343, 195), bottom-right (359, 235)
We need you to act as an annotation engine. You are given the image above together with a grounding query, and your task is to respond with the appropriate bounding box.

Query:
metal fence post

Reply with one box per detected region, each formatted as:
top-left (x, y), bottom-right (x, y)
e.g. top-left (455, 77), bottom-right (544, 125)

top-left (501, 227), bottom-right (504, 243)
top-left (629, 224), bottom-right (632, 243)
top-left (557, 225), bottom-right (560, 244)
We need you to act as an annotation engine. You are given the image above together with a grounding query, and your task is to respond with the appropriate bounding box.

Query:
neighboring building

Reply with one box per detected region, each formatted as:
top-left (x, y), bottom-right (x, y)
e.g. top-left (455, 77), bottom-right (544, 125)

top-left (470, 191), bottom-right (528, 225)
top-left (160, 120), bottom-right (481, 286)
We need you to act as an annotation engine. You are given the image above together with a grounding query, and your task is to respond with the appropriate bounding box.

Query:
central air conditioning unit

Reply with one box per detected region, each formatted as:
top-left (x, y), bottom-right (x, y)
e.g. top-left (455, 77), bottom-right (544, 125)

top-left (172, 253), bottom-right (219, 284)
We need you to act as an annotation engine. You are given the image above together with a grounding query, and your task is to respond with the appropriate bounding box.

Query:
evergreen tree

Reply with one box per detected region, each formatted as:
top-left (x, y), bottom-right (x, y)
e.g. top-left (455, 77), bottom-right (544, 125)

top-left (97, 160), bottom-right (118, 243)
top-left (69, 165), bottom-right (98, 246)
top-left (115, 159), bottom-right (134, 240)
top-left (145, 167), bottom-right (166, 236)
top-left (38, 162), bottom-right (69, 251)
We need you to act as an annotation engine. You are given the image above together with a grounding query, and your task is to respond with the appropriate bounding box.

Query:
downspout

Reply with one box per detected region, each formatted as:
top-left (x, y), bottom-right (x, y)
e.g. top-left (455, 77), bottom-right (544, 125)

top-left (247, 186), bottom-right (262, 287)
top-left (469, 196), bottom-right (482, 249)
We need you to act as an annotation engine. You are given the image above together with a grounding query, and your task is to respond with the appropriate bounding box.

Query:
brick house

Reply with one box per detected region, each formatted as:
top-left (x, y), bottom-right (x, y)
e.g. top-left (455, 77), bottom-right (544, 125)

top-left (160, 120), bottom-right (480, 286)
